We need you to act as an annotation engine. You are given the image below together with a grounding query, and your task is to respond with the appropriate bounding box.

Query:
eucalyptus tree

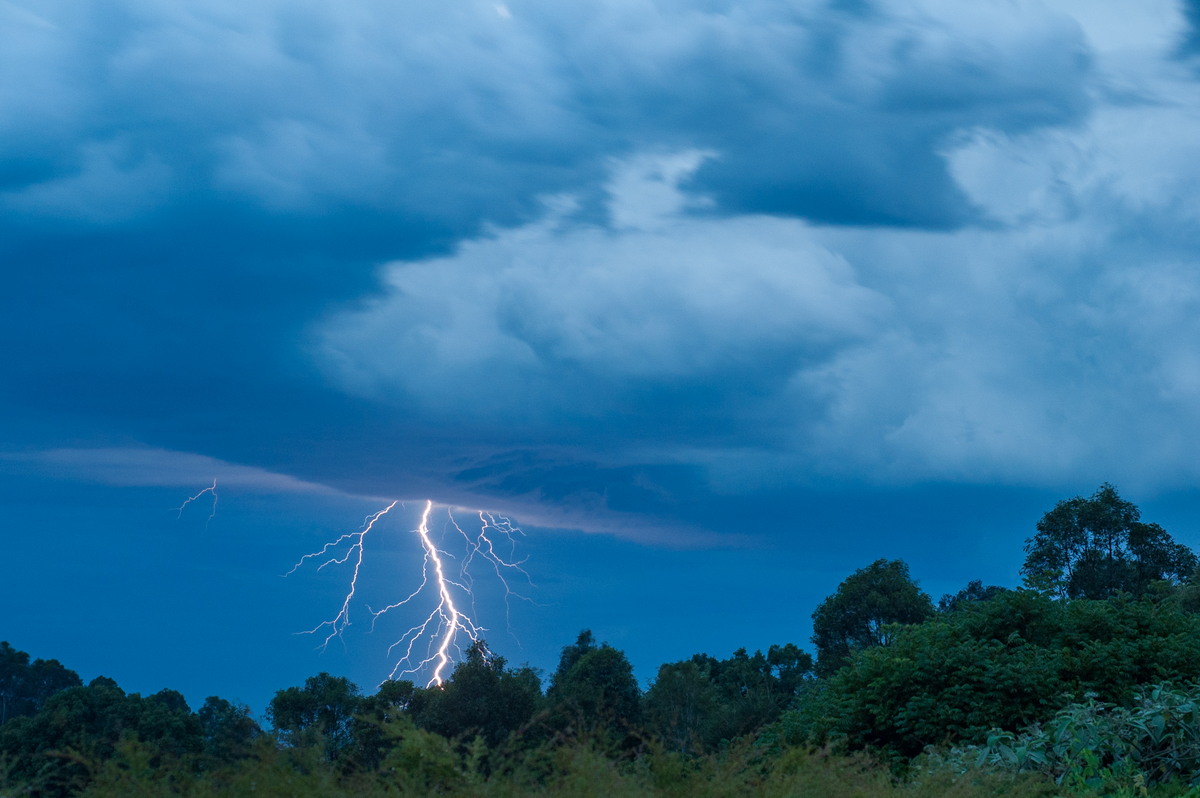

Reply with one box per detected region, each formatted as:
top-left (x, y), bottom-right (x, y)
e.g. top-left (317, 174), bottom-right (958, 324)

top-left (1022, 483), bottom-right (1197, 599)
top-left (811, 559), bottom-right (933, 676)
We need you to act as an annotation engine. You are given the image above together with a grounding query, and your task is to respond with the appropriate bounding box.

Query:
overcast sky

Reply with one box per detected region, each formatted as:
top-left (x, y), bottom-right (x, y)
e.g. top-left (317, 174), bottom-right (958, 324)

top-left (4, 0), bottom-right (1200, 712)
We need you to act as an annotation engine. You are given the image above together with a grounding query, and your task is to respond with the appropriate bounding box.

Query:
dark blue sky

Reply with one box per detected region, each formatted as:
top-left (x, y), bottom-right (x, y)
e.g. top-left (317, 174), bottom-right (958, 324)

top-left (4, 0), bottom-right (1200, 715)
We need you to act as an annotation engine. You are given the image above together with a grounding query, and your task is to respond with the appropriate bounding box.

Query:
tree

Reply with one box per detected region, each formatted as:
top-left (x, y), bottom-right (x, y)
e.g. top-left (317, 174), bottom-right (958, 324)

top-left (341, 678), bottom-right (417, 770)
top-left (782, 590), bottom-right (1200, 760)
top-left (197, 696), bottom-right (260, 762)
top-left (0, 679), bottom-right (202, 796)
top-left (811, 559), bottom-right (934, 676)
top-left (0, 641), bottom-right (81, 726)
top-left (938, 579), bottom-right (1010, 613)
top-left (407, 641), bottom-right (542, 748)
top-left (267, 673), bottom-right (362, 759)
top-left (644, 660), bottom-right (719, 753)
top-left (547, 630), bottom-right (640, 733)
top-left (644, 643), bottom-right (812, 753)
top-left (1022, 484), bottom-right (1198, 599)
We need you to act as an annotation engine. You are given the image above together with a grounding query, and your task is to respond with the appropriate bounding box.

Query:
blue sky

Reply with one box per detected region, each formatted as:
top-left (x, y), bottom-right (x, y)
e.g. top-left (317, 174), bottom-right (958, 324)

top-left (4, 0), bottom-right (1200, 714)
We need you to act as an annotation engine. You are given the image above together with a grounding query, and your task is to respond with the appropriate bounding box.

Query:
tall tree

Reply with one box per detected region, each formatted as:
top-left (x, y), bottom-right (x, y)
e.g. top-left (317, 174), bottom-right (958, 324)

top-left (938, 579), bottom-right (1009, 612)
top-left (407, 641), bottom-right (542, 747)
top-left (1022, 483), bottom-right (1198, 599)
top-left (547, 630), bottom-right (640, 733)
top-left (267, 673), bottom-right (362, 759)
top-left (0, 642), bottom-right (81, 726)
top-left (811, 559), bottom-right (933, 676)
top-left (785, 590), bottom-right (1200, 759)
top-left (644, 643), bottom-right (812, 752)
top-left (0, 678), bottom-right (202, 796)
top-left (643, 659), bottom-right (720, 753)
top-left (197, 696), bottom-right (260, 762)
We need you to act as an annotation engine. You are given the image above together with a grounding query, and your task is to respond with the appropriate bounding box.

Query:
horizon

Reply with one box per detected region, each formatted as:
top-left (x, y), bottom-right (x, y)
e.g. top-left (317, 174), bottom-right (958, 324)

top-left (5, 0), bottom-right (1200, 718)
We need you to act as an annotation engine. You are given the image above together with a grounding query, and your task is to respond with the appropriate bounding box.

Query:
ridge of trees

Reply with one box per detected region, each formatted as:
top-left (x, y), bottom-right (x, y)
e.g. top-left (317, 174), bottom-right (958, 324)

top-left (3, 482), bottom-right (1199, 796)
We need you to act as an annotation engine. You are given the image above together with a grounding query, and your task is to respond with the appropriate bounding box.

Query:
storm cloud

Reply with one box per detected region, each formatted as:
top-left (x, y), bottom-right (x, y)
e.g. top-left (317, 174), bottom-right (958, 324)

top-left (4, 0), bottom-right (1199, 538)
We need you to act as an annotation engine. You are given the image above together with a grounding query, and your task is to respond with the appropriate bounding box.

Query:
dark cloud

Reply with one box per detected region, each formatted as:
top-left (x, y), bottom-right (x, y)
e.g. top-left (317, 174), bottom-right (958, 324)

top-left (0, 0), bottom-right (1093, 247)
top-left (9, 0), bottom-right (1198, 541)
top-left (1180, 0), bottom-right (1200, 55)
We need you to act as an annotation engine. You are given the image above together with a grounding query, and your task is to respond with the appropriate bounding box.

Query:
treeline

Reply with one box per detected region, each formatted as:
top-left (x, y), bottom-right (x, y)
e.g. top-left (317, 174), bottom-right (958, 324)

top-left (5, 483), bottom-right (1200, 796)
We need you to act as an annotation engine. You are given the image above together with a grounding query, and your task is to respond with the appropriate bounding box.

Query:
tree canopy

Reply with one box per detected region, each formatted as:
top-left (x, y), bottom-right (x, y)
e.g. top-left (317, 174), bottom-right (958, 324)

top-left (406, 641), bottom-right (542, 748)
top-left (785, 589), bottom-right (1200, 759)
top-left (644, 643), bottom-right (811, 753)
top-left (810, 558), bottom-right (934, 676)
top-left (1022, 483), bottom-right (1198, 599)
top-left (547, 630), bottom-right (641, 733)
top-left (0, 641), bottom-right (81, 726)
top-left (266, 672), bottom-right (362, 759)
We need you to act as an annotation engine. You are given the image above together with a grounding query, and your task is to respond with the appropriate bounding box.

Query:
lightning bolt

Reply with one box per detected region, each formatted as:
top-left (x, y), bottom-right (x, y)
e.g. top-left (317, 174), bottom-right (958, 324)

top-left (175, 479), bottom-right (218, 527)
top-left (288, 500), bottom-right (399, 649)
top-left (288, 499), bottom-right (533, 686)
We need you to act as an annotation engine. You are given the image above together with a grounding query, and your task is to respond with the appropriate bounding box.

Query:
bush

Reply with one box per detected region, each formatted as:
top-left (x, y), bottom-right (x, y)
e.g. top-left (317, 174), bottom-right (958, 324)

top-left (775, 591), bottom-right (1200, 759)
top-left (929, 683), bottom-right (1200, 793)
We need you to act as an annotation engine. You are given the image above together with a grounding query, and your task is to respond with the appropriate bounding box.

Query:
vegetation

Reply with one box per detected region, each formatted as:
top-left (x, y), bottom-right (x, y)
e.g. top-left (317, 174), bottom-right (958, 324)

top-left (930, 683), bottom-right (1200, 792)
top-left (777, 590), bottom-right (1200, 760)
top-left (3, 482), bottom-right (1200, 796)
top-left (810, 558), bottom-right (934, 676)
top-left (1022, 483), bottom-right (1197, 599)
top-left (0, 642), bottom-right (81, 726)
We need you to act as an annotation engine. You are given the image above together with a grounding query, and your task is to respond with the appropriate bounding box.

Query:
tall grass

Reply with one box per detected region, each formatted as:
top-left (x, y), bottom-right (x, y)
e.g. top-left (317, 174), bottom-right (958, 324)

top-left (53, 735), bottom-right (1073, 798)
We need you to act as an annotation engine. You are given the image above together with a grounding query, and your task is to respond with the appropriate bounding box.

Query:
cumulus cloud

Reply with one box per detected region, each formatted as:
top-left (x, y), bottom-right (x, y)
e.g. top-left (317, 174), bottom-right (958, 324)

top-left (5, 0), bottom-right (1200, 538)
top-left (315, 15), bottom-right (1200, 498)
top-left (1, 0), bottom-right (1092, 454)
top-left (0, 0), bottom-right (1091, 236)
top-left (316, 152), bottom-right (889, 443)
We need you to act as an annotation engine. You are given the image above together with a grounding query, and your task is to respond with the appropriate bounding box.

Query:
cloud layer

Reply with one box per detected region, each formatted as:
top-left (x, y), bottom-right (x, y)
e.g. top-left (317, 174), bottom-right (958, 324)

top-left (5, 0), bottom-right (1200, 538)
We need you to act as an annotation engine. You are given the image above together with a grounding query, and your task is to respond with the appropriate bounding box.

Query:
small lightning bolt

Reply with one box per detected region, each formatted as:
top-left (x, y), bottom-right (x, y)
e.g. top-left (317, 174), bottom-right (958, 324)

top-left (176, 479), bottom-right (218, 527)
top-left (288, 500), bottom-right (398, 650)
top-left (288, 499), bottom-right (533, 687)
top-left (449, 508), bottom-right (530, 631)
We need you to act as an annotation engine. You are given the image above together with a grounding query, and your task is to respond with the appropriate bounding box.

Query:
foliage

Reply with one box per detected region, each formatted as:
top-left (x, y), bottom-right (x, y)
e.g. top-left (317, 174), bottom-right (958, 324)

top-left (643, 644), bottom-right (812, 753)
top-left (927, 682), bottom-right (1200, 795)
top-left (0, 641), bottom-right (82, 727)
top-left (375, 714), bottom-right (470, 794)
top-left (0, 679), bottom-right (202, 796)
top-left (196, 696), bottom-right (260, 763)
top-left (60, 731), bottom-right (1068, 797)
top-left (547, 630), bottom-right (641, 735)
top-left (811, 559), bottom-right (934, 676)
top-left (938, 580), bottom-right (1010, 613)
top-left (778, 590), bottom-right (1200, 760)
top-left (345, 677), bottom-right (416, 770)
top-left (643, 660), bottom-right (721, 754)
top-left (406, 640), bottom-right (543, 749)
top-left (1022, 484), bottom-right (1198, 600)
top-left (266, 672), bottom-right (362, 760)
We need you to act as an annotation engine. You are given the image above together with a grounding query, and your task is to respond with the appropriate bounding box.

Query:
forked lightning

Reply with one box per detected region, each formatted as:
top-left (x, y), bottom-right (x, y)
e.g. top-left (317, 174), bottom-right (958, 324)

top-left (288, 499), bottom-right (531, 686)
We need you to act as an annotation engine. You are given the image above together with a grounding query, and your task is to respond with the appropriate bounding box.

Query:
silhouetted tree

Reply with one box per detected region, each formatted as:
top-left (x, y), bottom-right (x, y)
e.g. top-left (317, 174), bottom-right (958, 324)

top-left (408, 641), bottom-right (542, 747)
top-left (786, 589), bottom-right (1200, 759)
top-left (0, 641), bottom-right (81, 726)
top-left (1022, 484), bottom-right (1198, 599)
top-left (547, 630), bottom-right (640, 734)
top-left (644, 643), bottom-right (812, 752)
top-left (0, 678), bottom-right (201, 796)
top-left (938, 579), bottom-right (1010, 612)
top-left (811, 559), bottom-right (933, 676)
top-left (198, 695), bottom-right (260, 762)
top-left (267, 673), bottom-right (362, 760)
top-left (643, 660), bottom-right (719, 753)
